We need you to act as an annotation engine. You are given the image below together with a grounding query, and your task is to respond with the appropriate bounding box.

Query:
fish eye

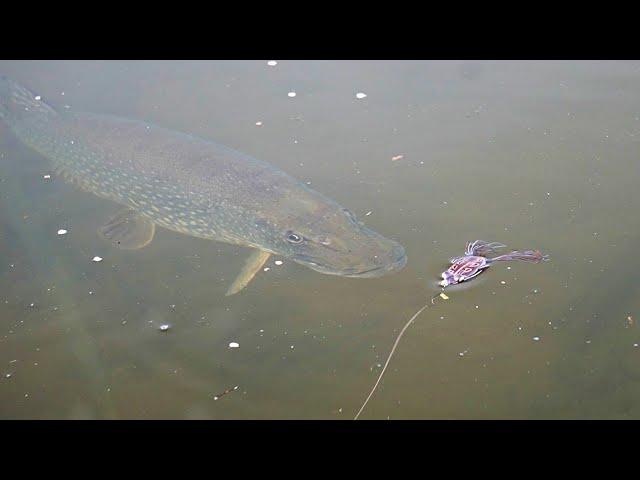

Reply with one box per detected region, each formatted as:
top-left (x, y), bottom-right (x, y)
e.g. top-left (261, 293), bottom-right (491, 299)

top-left (286, 232), bottom-right (303, 244)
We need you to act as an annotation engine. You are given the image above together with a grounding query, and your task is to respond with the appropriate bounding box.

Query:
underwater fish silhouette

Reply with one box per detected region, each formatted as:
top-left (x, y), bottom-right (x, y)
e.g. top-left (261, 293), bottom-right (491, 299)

top-left (0, 76), bottom-right (406, 294)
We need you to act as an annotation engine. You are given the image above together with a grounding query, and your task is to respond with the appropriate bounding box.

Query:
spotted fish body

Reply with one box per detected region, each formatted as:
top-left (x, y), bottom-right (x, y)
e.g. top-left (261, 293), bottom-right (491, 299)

top-left (0, 76), bottom-right (407, 289)
top-left (2, 96), bottom-right (301, 247)
top-left (15, 110), bottom-right (285, 246)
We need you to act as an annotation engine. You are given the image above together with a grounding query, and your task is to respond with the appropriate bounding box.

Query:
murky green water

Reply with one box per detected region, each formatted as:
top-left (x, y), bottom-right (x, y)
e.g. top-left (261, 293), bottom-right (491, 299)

top-left (1, 60), bottom-right (639, 419)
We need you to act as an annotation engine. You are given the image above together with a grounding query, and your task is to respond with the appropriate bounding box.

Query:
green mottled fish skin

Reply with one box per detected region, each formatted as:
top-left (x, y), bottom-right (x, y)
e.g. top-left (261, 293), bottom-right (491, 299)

top-left (0, 76), bottom-right (406, 277)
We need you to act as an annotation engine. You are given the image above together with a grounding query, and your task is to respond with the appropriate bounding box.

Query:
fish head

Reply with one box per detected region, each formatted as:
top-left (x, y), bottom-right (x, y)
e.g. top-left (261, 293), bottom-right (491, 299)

top-left (254, 193), bottom-right (407, 278)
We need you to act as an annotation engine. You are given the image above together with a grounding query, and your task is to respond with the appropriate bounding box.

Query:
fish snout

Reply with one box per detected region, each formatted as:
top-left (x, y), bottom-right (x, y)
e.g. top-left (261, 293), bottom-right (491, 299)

top-left (343, 240), bottom-right (407, 278)
top-left (385, 242), bottom-right (408, 273)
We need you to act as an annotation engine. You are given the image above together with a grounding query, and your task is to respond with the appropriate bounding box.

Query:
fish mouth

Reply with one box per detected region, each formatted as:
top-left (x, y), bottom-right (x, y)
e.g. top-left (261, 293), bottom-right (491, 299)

top-left (341, 252), bottom-right (407, 278)
top-left (294, 244), bottom-right (407, 278)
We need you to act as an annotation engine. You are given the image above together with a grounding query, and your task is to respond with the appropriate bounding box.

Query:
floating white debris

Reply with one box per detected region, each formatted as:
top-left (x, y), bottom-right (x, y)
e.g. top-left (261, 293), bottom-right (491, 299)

top-left (274, 260), bottom-right (283, 266)
top-left (255, 121), bottom-right (263, 126)
top-left (391, 155), bottom-right (404, 161)
top-left (267, 60), bottom-right (278, 66)
top-left (365, 211), bottom-right (372, 216)
top-left (57, 229), bottom-right (68, 235)
top-left (287, 91), bottom-right (297, 98)
top-left (43, 174), bottom-right (51, 180)
top-left (634, 343), bottom-right (638, 348)
top-left (356, 92), bottom-right (367, 99)
top-left (92, 256), bottom-right (103, 262)
top-left (500, 281), bottom-right (506, 285)
top-left (263, 267), bottom-right (270, 272)
top-left (533, 336), bottom-right (540, 341)
top-left (459, 352), bottom-right (465, 357)
top-left (159, 324), bottom-right (170, 332)
top-left (34, 95), bottom-right (41, 101)
top-left (228, 342), bottom-right (240, 349)
top-left (290, 345), bottom-right (294, 349)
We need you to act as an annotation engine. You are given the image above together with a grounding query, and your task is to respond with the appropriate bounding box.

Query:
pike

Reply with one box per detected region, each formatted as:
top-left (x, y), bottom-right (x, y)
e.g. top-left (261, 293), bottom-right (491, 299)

top-left (0, 76), bottom-right (407, 294)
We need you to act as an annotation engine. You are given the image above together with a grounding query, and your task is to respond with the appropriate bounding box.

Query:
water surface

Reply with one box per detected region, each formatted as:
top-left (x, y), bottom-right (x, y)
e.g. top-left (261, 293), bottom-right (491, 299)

top-left (1, 60), bottom-right (639, 419)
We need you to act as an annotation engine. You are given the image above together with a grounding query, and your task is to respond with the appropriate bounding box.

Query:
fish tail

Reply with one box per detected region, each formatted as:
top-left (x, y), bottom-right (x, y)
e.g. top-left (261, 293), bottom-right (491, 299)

top-left (0, 75), bottom-right (57, 123)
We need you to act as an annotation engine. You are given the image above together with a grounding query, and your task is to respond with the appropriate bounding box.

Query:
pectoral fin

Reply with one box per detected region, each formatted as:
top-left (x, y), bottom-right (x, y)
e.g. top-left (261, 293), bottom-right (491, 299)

top-left (225, 249), bottom-right (272, 296)
top-left (98, 208), bottom-right (156, 250)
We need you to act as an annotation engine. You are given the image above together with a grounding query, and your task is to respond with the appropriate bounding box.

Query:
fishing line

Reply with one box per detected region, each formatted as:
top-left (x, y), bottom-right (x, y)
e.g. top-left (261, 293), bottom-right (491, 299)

top-left (354, 290), bottom-right (445, 420)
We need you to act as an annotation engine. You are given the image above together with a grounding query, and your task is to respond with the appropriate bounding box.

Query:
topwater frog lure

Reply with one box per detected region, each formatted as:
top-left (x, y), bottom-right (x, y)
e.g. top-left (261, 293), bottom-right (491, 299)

top-left (354, 240), bottom-right (549, 420)
top-left (439, 240), bottom-right (548, 288)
